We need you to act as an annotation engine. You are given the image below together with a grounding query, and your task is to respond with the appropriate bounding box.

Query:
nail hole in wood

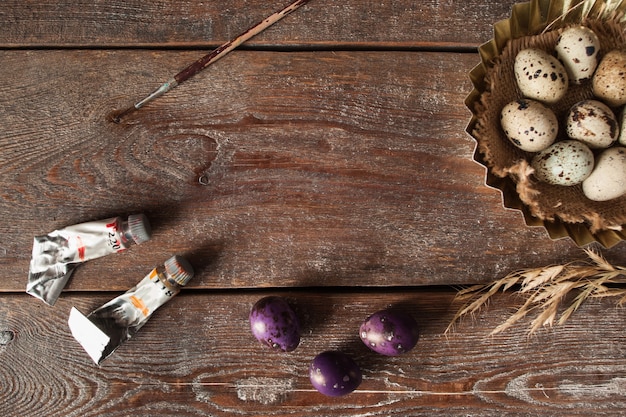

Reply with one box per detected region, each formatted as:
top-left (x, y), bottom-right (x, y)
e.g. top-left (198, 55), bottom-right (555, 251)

top-left (198, 175), bottom-right (210, 186)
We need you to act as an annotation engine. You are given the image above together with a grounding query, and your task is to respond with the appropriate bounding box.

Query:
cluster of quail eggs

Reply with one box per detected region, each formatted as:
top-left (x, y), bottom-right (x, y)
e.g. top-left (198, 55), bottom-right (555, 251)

top-left (248, 296), bottom-right (420, 397)
top-left (500, 26), bottom-right (626, 202)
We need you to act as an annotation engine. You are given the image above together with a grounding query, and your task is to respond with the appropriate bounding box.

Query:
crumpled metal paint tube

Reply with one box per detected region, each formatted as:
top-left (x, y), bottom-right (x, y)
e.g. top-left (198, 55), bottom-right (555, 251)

top-left (68, 255), bottom-right (194, 365)
top-left (26, 214), bottom-right (152, 306)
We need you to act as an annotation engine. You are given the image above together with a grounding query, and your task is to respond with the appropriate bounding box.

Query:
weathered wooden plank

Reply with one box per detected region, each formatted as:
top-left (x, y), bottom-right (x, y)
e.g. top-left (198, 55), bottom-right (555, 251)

top-left (1, 291), bottom-right (625, 416)
top-left (0, 0), bottom-right (518, 48)
top-left (1, 49), bottom-right (624, 292)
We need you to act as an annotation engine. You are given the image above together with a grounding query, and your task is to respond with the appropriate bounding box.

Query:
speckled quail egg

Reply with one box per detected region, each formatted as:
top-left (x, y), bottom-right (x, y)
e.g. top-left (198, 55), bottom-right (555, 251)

top-left (582, 146), bottom-right (626, 201)
top-left (309, 351), bottom-right (362, 397)
top-left (500, 99), bottom-right (558, 152)
top-left (618, 107), bottom-right (626, 146)
top-left (249, 296), bottom-right (301, 352)
top-left (555, 26), bottom-right (600, 84)
top-left (531, 140), bottom-right (594, 186)
top-left (514, 48), bottom-right (569, 103)
top-left (592, 50), bottom-right (626, 106)
top-left (566, 100), bottom-right (618, 149)
top-left (359, 309), bottom-right (419, 356)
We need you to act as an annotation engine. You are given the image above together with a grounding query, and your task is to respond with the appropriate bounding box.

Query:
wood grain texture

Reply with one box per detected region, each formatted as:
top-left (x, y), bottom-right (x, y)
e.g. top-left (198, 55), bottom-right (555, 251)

top-left (2, 1), bottom-right (626, 415)
top-left (2, 49), bottom-right (624, 292)
top-left (0, 0), bottom-right (518, 48)
top-left (1, 291), bottom-right (625, 416)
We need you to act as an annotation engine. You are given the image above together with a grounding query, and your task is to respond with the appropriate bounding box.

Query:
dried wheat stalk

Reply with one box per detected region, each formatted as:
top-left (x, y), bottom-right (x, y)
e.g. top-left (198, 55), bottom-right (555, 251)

top-left (446, 248), bottom-right (626, 335)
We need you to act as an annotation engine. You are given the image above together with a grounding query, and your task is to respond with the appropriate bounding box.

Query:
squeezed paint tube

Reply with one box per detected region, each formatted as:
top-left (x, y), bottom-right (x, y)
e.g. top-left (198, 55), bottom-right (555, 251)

top-left (27, 214), bottom-right (152, 306)
top-left (68, 255), bottom-right (194, 365)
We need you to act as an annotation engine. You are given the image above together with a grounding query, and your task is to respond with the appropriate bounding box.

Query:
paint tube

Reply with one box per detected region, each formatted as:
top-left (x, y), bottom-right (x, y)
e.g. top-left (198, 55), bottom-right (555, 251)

top-left (27, 214), bottom-right (152, 306)
top-left (68, 255), bottom-right (194, 365)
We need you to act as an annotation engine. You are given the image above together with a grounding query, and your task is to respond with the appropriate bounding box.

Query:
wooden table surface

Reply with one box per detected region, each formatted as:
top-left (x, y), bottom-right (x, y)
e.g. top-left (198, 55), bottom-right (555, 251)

top-left (2, 1), bottom-right (626, 415)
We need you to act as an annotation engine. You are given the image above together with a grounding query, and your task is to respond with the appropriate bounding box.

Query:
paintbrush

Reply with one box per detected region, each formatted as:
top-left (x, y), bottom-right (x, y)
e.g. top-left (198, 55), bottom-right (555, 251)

top-left (113, 0), bottom-right (311, 123)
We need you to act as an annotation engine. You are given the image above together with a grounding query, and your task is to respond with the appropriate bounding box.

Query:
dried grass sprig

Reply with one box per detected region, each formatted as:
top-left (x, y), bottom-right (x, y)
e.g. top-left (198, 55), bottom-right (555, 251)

top-left (446, 248), bottom-right (626, 335)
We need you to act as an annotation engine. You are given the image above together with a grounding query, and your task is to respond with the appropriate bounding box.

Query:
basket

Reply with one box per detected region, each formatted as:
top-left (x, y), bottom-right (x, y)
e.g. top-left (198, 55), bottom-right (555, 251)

top-left (466, 0), bottom-right (626, 248)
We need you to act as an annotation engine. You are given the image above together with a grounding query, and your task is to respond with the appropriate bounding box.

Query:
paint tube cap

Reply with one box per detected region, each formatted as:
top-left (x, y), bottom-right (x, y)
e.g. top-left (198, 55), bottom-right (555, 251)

top-left (127, 214), bottom-right (152, 245)
top-left (164, 255), bottom-right (194, 286)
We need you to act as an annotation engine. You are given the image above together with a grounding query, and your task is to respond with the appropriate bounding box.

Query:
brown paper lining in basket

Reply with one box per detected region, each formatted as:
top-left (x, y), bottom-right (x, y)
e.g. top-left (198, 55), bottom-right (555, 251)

top-left (473, 18), bottom-right (626, 234)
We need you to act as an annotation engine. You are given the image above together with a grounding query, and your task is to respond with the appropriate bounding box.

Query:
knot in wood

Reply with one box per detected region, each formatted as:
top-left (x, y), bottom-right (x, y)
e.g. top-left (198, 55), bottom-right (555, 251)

top-left (0, 330), bottom-right (15, 346)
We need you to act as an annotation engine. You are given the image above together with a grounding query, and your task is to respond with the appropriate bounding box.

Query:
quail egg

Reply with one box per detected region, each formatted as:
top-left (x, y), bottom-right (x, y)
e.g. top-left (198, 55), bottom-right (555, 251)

top-left (500, 99), bottom-right (558, 152)
top-left (309, 351), bottom-right (362, 397)
top-left (582, 146), bottom-right (626, 201)
top-left (566, 100), bottom-right (618, 149)
top-left (531, 140), bottom-right (594, 186)
top-left (249, 296), bottom-right (301, 352)
top-left (592, 50), bottom-right (626, 107)
top-left (619, 106), bottom-right (626, 146)
top-left (555, 26), bottom-right (600, 84)
top-left (514, 48), bottom-right (569, 103)
top-left (359, 309), bottom-right (419, 356)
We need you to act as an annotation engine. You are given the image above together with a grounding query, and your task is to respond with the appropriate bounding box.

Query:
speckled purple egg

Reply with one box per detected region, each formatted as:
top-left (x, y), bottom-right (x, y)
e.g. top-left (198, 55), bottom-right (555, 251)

top-left (249, 296), bottom-right (301, 352)
top-left (309, 351), bottom-right (362, 397)
top-left (359, 309), bottom-right (419, 356)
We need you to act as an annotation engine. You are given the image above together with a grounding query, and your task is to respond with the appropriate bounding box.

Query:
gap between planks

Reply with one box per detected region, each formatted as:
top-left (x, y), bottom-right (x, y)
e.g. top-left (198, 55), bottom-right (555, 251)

top-left (0, 41), bottom-right (480, 53)
top-left (83, 380), bottom-right (624, 398)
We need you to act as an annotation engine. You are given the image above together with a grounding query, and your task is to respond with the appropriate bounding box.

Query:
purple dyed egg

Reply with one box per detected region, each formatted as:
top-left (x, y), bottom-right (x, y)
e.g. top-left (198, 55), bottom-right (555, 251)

top-left (249, 296), bottom-right (301, 352)
top-left (309, 351), bottom-right (362, 397)
top-left (359, 309), bottom-right (419, 356)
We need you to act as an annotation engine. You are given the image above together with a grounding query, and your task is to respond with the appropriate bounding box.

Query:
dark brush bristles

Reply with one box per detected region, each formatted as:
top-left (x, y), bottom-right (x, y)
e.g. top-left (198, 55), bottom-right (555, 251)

top-left (110, 107), bottom-right (135, 124)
